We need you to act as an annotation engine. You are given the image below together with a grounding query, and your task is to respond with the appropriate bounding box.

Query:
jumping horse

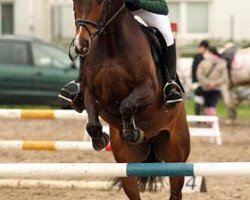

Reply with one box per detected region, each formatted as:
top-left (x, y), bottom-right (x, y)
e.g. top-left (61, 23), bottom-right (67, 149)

top-left (72, 0), bottom-right (190, 199)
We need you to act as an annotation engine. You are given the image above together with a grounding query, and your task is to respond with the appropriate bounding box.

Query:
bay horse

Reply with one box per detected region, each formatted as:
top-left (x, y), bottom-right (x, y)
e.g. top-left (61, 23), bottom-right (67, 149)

top-left (72, 0), bottom-right (190, 199)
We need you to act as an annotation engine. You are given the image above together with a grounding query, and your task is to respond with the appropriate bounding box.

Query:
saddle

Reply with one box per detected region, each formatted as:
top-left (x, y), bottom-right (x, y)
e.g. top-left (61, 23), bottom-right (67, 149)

top-left (140, 25), bottom-right (166, 71)
top-left (140, 24), bottom-right (184, 92)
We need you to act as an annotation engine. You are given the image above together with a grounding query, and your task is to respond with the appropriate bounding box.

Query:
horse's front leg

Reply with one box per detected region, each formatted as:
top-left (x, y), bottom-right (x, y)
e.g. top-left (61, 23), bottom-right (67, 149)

top-left (119, 80), bottom-right (157, 145)
top-left (84, 87), bottom-right (109, 151)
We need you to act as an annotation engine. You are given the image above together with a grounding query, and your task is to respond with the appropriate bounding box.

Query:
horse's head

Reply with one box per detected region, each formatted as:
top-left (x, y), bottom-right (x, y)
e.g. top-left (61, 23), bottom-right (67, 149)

top-left (72, 0), bottom-right (125, 56)
top-left (72, 0), bottom-right (110, 56)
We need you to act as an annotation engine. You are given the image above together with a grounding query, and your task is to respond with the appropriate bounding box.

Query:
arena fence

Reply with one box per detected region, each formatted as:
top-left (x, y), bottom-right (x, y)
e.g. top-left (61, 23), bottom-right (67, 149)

top-left (0, 109), bottom-right (222, 145)
top-left (0, 140), bottom-right (112, 151)
top-left (186, 115), bottom-right (221, 145)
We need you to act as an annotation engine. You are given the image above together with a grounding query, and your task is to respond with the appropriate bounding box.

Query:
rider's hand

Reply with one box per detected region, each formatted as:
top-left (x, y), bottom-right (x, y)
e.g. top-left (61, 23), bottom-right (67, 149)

top-left (125, 0), bottom-right (140, 11)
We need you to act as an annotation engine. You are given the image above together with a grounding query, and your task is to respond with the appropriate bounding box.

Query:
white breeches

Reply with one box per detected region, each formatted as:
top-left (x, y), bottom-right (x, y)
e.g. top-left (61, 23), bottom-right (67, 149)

top-left (132, 9), bottom-right (174, 46)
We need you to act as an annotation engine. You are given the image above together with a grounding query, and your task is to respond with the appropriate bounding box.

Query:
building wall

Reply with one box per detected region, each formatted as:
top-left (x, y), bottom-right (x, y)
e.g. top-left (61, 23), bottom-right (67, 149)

top-left (50, 0), bottom-right (74, 39)
top-left (210, 0), bottom-right (250, 40)
top-left (168, 0), bottom-right (250, 41)
top-left (1, 0), bottom-right (249, 42)
top-left (53, 0), bottom-right (250, 41)
top-left (0, 0), bottom-right (50, 40)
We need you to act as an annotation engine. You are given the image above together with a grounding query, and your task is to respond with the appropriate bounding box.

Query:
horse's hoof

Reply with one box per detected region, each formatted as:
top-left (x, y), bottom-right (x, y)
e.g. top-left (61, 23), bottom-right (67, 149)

top-left (128, 129), bottom-right (144, 145)
top-left (92, 133), bottom-right (110, 151)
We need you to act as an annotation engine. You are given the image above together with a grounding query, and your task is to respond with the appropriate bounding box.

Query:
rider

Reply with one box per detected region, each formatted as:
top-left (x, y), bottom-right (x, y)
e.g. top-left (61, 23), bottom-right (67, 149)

top-left (59, 0), bottom-right (183, 112)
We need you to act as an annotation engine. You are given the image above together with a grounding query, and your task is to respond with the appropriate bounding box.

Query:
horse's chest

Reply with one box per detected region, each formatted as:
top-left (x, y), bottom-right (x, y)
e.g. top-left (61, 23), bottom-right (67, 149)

top-left (90, 66), bottom-right (135, 103)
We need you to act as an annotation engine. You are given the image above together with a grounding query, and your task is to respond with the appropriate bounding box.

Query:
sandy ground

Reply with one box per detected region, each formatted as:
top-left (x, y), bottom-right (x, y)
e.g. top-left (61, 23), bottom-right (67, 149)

top-left (0, 118), bottom-right (249, 200)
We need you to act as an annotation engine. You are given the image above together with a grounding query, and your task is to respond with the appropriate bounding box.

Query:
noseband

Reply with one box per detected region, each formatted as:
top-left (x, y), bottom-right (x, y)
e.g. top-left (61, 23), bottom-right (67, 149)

top-left (77, 0), bottom-right (126, 39)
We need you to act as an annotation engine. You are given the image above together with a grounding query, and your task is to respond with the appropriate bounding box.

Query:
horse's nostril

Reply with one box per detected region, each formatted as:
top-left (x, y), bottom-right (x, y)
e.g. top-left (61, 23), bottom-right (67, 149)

top-left (83, 41), bottom-right (89, 49)
top-left (83, 41), bottom-right (89, 48)
top-left (74, 39), bottom-right (90, 55)
top-left (82, 41), bottom-right (90, 53)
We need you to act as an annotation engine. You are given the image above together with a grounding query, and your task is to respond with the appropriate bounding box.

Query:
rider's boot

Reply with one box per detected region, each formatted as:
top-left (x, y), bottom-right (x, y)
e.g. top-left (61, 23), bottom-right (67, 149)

top-left (58, 58), bottom-right (85, 113)
top-left (58, 81), bottom-right (85, 113)
top-left (163, 43), bottom-right (183, 105)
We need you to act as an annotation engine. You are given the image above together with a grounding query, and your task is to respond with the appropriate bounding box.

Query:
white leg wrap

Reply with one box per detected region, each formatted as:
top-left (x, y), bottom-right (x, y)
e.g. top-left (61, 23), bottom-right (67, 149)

top-left (132, 9), bottom-right (174, 46)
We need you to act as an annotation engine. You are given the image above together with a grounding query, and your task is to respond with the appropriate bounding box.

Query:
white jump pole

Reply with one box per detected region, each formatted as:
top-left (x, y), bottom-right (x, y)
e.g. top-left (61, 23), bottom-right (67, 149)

top-left (0, 179), bottom-right (113, 190)
top-left (0, 163), bottom-right (249, 179)
top-left (0, 109), bottom-right (87, 120)
top-left (0, 140), bottom-right (112, 151)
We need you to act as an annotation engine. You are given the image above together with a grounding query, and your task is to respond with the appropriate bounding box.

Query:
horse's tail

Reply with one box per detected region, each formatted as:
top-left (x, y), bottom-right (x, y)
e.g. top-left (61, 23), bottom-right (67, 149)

top-left (110, 146), bottom-right (163, 192)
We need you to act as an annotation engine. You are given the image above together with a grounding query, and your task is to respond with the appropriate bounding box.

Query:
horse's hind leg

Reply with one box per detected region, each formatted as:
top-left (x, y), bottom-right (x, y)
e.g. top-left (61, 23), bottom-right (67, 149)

top-left (110, 126), bottom-right (150, 200)
top-left (169, 177), bottom-right (185, 200)
top-left (122, 177), bottom-right (141, 200)
top-left (152, 119), bottom-right (190, 200)
top-left (153, 131), bottom-right (187, 200)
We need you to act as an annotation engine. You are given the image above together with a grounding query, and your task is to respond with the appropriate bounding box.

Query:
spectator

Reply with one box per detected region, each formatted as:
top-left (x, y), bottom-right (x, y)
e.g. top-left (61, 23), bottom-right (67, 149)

top-left (197, 46), bottom-right (229, 118)
top-left (191, 40), bottom-right (210, 115)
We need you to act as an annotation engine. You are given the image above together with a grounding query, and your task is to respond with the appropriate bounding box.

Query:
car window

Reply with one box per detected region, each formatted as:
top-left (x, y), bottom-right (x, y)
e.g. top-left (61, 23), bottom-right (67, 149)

top-left (0, 40), bottom-right (29, 65)
top-left (32, 42), bottom-right (72, 69)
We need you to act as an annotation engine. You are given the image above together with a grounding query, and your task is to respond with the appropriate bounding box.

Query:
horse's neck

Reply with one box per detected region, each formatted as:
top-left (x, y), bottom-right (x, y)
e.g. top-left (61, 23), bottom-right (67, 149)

top-left (102, 19), bottom-right (118, 57)
top-left (104, 1), bottom-right (125, 57)
top-left (96, 7), bottom-right (147, 59)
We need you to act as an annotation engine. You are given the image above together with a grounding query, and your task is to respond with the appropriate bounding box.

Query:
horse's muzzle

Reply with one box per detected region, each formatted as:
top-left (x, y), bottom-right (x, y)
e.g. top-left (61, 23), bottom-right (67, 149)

top-left (74, 40), bottom-right (90, 56)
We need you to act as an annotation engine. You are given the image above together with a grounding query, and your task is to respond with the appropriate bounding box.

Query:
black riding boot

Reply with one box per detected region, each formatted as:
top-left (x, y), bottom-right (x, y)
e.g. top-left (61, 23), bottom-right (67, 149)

top-left (163, 43), bottom-right (183, 105)
top-left (58, 59), bottom-right (85, 113)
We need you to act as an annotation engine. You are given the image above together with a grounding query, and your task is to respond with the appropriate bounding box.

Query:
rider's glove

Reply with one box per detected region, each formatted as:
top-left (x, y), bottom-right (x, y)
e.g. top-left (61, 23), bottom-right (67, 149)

top-left (125, 0), bottom-right (140, 11)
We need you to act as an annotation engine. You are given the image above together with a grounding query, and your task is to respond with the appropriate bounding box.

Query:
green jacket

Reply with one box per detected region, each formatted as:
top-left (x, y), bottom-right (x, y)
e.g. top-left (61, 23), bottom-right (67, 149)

top-left (138, 0), bottom-right (169, 15)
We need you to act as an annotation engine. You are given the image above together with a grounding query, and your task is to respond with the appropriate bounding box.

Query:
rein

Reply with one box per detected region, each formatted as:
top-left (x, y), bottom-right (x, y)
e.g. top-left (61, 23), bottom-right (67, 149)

top-left (69, 1), bottom-right (125, 60)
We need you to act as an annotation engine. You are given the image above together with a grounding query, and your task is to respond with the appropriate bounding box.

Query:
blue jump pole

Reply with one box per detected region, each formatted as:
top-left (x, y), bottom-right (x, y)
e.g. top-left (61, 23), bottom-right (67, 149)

top-left (127, 163), bottom-right (194, 177)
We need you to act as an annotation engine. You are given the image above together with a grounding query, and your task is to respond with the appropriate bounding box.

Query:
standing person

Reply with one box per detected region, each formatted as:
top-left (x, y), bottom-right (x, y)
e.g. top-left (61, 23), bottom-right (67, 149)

top-left (191, 40), bottom-right (210, 115)
top-left (197, 47), bottom-right (229, 118)
top-left (59, 0), bottom-right (183, 113)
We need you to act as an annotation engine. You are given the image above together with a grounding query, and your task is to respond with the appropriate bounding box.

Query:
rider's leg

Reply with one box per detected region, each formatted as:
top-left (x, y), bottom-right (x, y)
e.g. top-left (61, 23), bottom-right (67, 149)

top-left (164, 42), bottom-right (183, 104)
top-left (132, 9), bottom-right (174, 46)
top-left (132, 10), bottom-right (183, 104)
top-left (58, 58), bottom-right (85, 113)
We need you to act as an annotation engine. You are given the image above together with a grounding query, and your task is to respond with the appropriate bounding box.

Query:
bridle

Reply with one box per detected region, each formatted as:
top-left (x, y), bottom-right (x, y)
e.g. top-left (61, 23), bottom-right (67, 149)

top-left (75, 0), bottom-right (125, 39)
top-left (69, 0), bottom-right (125, 60)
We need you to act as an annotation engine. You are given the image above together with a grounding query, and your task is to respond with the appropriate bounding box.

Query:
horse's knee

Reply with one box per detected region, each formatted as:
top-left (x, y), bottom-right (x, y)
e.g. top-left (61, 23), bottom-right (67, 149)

top-left (119, 101), bottom-right (137, 120)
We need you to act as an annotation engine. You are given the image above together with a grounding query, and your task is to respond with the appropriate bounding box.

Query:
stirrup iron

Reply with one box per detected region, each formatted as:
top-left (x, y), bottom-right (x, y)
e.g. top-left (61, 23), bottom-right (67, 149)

top-left (163, 82), bottom-right (183, 104)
